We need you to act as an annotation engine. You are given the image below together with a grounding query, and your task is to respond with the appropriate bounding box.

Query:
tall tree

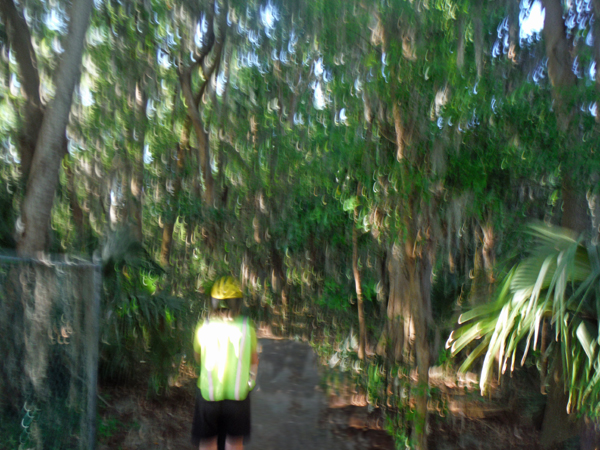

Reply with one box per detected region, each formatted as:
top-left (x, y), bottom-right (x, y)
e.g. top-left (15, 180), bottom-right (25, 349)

top-left (4, 0), bottom-right (94, 254)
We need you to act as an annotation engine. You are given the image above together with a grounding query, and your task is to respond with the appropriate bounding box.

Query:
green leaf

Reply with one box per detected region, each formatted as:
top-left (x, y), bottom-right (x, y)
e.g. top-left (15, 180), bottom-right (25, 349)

top-left (576, 321), bottom-right (597, 361)
top-left (342, 195), bottom-right (360, 212)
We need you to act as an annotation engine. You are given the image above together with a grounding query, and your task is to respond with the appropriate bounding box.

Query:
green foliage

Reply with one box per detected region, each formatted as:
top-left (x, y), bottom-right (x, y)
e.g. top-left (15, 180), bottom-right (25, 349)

top-left (97, 415), bottom-right (120, 440)
top-left (384, 413), bottom-right (412, 450)
top-left (100, 230), bottom-right (189, 395)
top-left (366, 363), bottom-right (386, 405)
top-left (316, 279), bottom-right (349, 311)
top-left (0, 410), bottom-right (21, 450)
top-left (449, 223), bottom-right (600, 416)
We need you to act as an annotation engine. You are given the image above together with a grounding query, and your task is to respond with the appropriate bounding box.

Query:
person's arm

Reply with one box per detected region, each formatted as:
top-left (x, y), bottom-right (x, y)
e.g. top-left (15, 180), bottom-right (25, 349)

top-left (250, 350), bottom-right (258, 383)
top-left (249, 324), bottom-right (258, 386)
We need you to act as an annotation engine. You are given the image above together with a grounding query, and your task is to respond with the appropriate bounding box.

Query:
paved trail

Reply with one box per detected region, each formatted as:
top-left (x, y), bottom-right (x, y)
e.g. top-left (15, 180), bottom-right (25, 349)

top-left (246, 338), bottom-right (352, 450)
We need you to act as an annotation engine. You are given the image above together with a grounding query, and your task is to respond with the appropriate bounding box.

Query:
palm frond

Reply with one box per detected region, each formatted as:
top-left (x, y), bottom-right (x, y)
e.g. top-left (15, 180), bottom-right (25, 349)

top-left (448, 223), bottom-right (600, 414)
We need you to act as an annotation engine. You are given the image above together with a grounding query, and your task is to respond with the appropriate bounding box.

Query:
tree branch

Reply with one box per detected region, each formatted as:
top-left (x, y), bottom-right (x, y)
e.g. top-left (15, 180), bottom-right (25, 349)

top-left (179, 66), bottom-right (214, 204)
top-left (0, 0), bottom-right (41, 109)
top-left (177, 0), bottom-right (226, 206)
top-left (0, 0), bottom-right (44, 180)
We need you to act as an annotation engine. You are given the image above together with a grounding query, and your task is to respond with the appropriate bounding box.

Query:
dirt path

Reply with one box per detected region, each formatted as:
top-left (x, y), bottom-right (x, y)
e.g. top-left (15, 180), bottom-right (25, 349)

top-left (247, 338), bottom-right (354, 450)
top-left (98, 338), bottom-right (390, 450)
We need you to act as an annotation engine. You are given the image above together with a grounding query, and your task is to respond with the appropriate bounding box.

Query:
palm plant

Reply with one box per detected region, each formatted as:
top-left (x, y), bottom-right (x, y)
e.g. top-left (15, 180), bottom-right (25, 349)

top-left (447, 223), bottom-right (600, 416)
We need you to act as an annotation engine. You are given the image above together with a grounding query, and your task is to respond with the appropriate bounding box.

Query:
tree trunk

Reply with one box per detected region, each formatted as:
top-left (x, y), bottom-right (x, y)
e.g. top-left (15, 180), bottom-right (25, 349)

top-left (159, 144), bottom-right (186, 267)
top-left (409, 256), bottom-right (430, 450)
top-left (270, 242), bottom-right (288, 308)
top-left (540, 354), bottom-right (577, 448)
top-left (17, 0), bottom-right (94, 254)
top-left (481, 222), bottom-right (495, 283)
top-left (352, 205), bottom-right (366, 360)
top-left (392, 103), bottom-right (405, 161)
top-left (506, 0), bottom-right (519, 62)
top-left (561, 176), bottom-right (590, 235)
top-left (160, 221), bottom-right (175, 268)
top-left (470, 222), bottom-right (495, 304)
top-left (65, 160), bottom-right (86, 249)
top-left (541, 0), bottom-right (576, 129)
top-left (540, 175), bottom-right (592, 449)
top-left (377, 245), bottom-right (413, 361)
top-left (130, 83), bottom-right (147, 242)
top-left (593, 0), bottom-right (600, 124)
top-left (473, 2), bottom-right (484, 79)
top-left (538, 2), bottom-right (589, 447)
top-left (179, 35), bottom-right (224, 206)
top-left (407, 238), bottom-right (433, 450)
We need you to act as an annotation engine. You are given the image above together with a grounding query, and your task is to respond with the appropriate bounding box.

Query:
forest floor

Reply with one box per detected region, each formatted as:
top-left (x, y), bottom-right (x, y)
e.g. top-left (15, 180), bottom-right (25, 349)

top-left (96, 337), bottom-right (544, 450)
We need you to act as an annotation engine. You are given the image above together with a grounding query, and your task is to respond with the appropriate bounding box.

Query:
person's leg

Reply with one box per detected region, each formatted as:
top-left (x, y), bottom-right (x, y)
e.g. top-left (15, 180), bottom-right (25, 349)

top-left (224, 436), bottom-right (244, 450)
top-left (221, 396), bottom-right (251, 450)
top-left (199, 436), bottom-right (218, 450)
top-left (192, 389), bottom-right (221, 449)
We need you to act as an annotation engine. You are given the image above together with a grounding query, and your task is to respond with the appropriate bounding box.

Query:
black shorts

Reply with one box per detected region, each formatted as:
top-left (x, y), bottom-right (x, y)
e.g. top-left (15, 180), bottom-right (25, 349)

top-left (191, 388), bottom-right (251, 446)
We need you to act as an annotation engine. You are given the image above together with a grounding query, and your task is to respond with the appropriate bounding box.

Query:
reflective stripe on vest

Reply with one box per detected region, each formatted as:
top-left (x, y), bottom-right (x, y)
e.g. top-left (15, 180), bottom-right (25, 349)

top-left (234, 318), bottom-right (249, 400)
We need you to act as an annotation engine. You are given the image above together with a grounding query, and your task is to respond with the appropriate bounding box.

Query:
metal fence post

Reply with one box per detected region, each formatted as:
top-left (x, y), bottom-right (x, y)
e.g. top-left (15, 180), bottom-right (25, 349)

top-left (84, 263), bottom-right (101, 450)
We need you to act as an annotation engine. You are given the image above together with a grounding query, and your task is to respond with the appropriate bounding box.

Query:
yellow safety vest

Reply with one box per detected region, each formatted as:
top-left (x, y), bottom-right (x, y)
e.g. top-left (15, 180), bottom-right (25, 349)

top-left (194, 316), bottom-right (256, 401)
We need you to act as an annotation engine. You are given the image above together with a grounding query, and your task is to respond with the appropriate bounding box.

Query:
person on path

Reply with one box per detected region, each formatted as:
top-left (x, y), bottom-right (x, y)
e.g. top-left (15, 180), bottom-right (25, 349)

top-left (192, 276), bottom-right (258, 450)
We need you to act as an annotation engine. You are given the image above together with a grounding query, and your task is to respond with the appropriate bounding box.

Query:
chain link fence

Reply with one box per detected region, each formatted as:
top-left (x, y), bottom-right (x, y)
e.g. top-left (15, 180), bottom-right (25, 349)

top-left (0, 255), bottom-right (101, 450)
